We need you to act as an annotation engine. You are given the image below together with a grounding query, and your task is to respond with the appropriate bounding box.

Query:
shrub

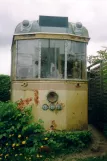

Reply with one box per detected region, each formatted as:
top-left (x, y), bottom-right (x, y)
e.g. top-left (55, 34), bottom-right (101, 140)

top-left (0, 75), bottom-right (10, 102)
top-left (0, 101), bottom-right (45, 161)
top-left (0, 100), bottom-right (92, 160)
top-left (43, 130), bottom-right (92, 156)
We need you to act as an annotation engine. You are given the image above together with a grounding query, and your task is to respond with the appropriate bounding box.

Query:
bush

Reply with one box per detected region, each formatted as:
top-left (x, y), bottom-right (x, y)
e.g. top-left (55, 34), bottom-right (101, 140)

top-left (43, 130), bottom-right (92, 156)
top-left (0, 100), bottom-right (92, 161)
top-left (0, 101), bottom-right (45, 161)
top-left (0, 75), bottom-right (10, 102)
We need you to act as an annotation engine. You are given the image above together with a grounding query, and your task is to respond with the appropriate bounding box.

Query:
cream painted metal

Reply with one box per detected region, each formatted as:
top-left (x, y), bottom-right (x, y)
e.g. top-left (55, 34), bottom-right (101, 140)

top-left (11, 16), bottom-right (89, 130)
top-left (11, 80), bottom-right (88, 130)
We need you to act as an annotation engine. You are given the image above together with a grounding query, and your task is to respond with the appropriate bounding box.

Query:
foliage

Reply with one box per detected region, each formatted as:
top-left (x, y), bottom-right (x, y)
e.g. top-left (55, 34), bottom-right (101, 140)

top-left (88, 49), bottom-right (107, 65)
top-left (88, 49), bottom-right (107, 136)
top-left (0, 75), bottom-right (10, 102)
top-left (43, 130), bottom-right (92, 156)
top-left (0, 100), bottom-right (92, 161)
top-left (0, 101), bottom-right (44, 161)
top-left (104, 123), bottom-right (107, 137)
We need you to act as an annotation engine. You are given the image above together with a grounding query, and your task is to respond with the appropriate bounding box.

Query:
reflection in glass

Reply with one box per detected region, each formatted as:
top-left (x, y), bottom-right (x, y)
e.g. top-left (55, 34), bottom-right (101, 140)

top-left (16, 40), bottom-right (39, 79)
top-left (41, 40), bottom-right (65, 79)
top-left (16, 39), bottom-right (87, 80)
top-left (66, 41), bottom-right (86, 79)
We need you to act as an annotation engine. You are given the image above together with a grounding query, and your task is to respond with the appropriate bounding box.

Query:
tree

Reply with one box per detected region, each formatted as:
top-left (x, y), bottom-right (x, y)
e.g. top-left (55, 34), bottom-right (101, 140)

top-left (88, 49), bottom-right (107, 65)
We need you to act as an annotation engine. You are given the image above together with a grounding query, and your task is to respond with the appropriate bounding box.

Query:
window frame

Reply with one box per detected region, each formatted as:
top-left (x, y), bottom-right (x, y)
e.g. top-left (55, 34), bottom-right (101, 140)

top-left (15, 39), bottom-right (87, 80)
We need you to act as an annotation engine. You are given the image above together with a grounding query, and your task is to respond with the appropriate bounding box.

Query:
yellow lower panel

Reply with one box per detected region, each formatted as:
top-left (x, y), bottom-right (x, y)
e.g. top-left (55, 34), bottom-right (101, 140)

top-left (11, 81), bottom-right (88, 130)
top-left (66, 90), bottom-right (88, 130)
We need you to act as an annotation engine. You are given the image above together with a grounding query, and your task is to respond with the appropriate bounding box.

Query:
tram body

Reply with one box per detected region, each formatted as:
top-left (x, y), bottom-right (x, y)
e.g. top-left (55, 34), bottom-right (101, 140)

top-left (11, 16), bottom-right (90, 130)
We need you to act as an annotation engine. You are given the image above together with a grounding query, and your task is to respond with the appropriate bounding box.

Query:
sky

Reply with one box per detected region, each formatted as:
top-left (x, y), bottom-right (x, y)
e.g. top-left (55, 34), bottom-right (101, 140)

top-left (0, 0), bottom-right (107, 75)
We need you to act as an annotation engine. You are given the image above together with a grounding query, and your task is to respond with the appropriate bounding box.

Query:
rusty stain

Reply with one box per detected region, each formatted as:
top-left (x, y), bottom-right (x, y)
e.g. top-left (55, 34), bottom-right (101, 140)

top-left (49, 120), bottom-right (57, 131)
top-left (76, 83), bottom-right (81, 88)
top-left (34, 90), bottom-right (39, 104)
top-left (17, 97), bottom-right (32, 111)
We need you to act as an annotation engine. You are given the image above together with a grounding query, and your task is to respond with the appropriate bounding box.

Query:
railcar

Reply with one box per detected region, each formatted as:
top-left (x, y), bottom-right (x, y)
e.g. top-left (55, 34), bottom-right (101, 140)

top-left (11, 16), bottom-right (90, 130)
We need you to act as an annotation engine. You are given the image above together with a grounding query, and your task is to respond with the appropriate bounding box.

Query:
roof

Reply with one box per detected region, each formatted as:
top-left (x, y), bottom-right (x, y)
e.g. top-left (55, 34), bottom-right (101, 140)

top-left (14, 16), bottom-right (89, 38)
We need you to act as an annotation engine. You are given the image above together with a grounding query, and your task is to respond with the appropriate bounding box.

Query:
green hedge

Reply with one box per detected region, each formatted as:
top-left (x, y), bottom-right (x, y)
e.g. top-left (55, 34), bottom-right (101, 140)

top-left (0, 75), bottom-right (10, 102)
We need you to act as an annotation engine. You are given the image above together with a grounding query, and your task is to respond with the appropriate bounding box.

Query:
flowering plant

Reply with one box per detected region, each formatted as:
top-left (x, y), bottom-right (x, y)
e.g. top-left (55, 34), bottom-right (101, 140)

top-left (0, 100), bottom-right (92, 161)
top-left (0, 100), bottom-right (45, 160)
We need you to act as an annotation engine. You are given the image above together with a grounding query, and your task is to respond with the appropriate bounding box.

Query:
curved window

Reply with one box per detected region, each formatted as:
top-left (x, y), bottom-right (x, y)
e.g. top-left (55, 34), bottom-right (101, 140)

top-left (66, 41), bottom-right (86, 79)
top-left (16, 39), bottom-right (86, 80)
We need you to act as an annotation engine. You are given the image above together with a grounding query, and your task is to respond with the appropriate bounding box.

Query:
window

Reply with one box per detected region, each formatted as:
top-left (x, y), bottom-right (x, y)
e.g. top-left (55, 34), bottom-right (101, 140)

top-left (16, 39), bottom-right (86, 80)
top-left (16, 40), bottom-right (39, 79)
top-left (66, 41), bottom-right (86, 79)
top-left (41, 39), bottom-right (65, 79)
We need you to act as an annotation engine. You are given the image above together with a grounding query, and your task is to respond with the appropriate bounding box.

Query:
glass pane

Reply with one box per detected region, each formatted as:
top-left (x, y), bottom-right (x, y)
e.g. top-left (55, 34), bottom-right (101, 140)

top-left (41, 39), bottom-right (49, 78)
top-left (16, 40), bottom-right (39, 79)
top-left (17, 54), bottom-right (33, 66)
top-left (17, 66), bottom-right (33, 79)
top-left (66, 41), bottom-right (86, 79)
top-left (18, 40), bottom-right (39, 55)
top-left (41, 40), bottom-right (65, 79)
top-left (74, 42), bottom-right (86, 54)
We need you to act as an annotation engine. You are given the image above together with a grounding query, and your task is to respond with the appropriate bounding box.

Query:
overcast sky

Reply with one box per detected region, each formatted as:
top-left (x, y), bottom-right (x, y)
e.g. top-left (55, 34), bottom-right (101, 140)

top-left (0, 0), bottom-right (107, 75)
